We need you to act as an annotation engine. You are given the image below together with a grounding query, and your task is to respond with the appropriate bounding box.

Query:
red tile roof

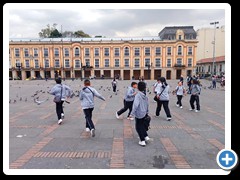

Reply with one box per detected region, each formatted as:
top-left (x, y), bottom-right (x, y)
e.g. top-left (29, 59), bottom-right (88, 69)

top-left (197, 56), bottom-right (225, 64)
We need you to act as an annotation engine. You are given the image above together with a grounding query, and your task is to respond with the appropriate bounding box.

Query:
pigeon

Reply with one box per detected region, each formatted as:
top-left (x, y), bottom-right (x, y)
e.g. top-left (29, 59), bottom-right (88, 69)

top-left (13, 100), bottom-right (16, 103)
top-left (25, 98), bottom-right (27, 102)
top-left (34, 98), bottom-right (49, 105)
top-left (9, 100), bottom-right (11, 103)
top-left (109, 95), bottom-right (112, 98)
top-left (20, 97), bottom-right (22, 101)
top-left (149, 92), bottom-right (151, 94)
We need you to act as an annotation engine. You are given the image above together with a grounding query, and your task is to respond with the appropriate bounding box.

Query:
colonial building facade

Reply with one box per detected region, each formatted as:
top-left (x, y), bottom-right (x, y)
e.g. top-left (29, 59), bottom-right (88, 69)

top-left (9, 26), bottom-right (197, 80)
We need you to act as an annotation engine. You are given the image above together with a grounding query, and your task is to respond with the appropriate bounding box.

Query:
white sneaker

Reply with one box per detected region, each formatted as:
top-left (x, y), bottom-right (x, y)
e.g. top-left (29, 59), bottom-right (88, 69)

top-left (176, 104), bottom-right (179, 107)
top-left (58, 119), bottom-right (63, 125)
top-left (85, 128), bottom-right (90, 132)
top-left (189, 108), bottom-right (194, 111)
top-left (127, 117), bottom-right (130, 120)
top-left (167, 117), bottom-right (172, 121)
top-left (195, 110), bottom-right (200, 112)
top-left (115, 112), bottom-right (120, 119)
top-left (129, 117), bottom-right (134, 121)
top-left (145, 136), bottom-right (150, 141)
top-left (90, 129), bottom-right (95, 137)
top-left (180, 106), bottom-right (183, 109)
top-left (138, 141), bottom-right (146, 147)
top-left (61, 113), bottom-right (64, 119)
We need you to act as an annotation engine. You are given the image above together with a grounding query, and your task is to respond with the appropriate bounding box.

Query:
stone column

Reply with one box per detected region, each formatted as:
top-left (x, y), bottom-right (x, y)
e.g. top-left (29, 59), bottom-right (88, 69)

top-left (120, 69), bottom-right (124, 80)
top-left (30, 70), bottom-right (35, 78)
top-left (110, 69), bottom-right (114, 78)
top-left (21, 70), bottom-right (26, 80)
top-left (40, 70), bottom-right (44, 79)
top-left (50, 70), bottom-right (55, 79)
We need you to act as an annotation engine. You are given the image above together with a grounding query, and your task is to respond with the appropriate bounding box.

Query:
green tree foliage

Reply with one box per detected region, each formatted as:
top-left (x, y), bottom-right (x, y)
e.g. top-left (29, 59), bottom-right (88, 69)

top-left (74, 30), bottom-right (91, 38)
top-left (50, 29), bottom-right (62, 38)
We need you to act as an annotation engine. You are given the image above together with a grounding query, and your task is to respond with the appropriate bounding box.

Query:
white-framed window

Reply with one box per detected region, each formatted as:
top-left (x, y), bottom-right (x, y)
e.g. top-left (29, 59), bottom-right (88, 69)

top-left (95, 59), bottom-right (99, 68)
top-left (54, 48), bottom-right (59, 57)
top-left (124, 47), bottom-right (130, 56)
top-left (134, 47), bottom-right (140, 56)
top-left (145, 47), bottom-right (150, 56)
top-left (25, 60), bottom-right (30, 68)
top-left (94, 48), bottom-right (99, 56)
top-left (75, 60), bottom-right (80, 68)
top-left (34, 59), bottom-right (39, 68)
top-left (64, 48), bottom-right (69, 57)
top-left (145, 58), bottom-right (150, 67)
top-left (44, 59), bottom-right (49, 68)
top-left (124, 59), bottom-right (129, 67)
top-left (104, 59), bottom-right (109, 67)
top-left (55, 59), bottom-right (60, 68)
top-left (34, 48), bottom-right (38, 57)
top-left (104, 48), bottom-right (110, 56)
top-left (155, 47), bottom-right (161, 56)
top-left (167, 47), bottom-right (172, 56)
top-left (114, 48), bottom-right (120, 56)
top-left (188, 58), bottom-right (192, 67)
top-left (155, 58), bottom-right (161, 67)
top-left (15, 59), bottom-right (21, 67)
top-left (44, 48), bottom-right (48, 57)
top-left (176, 58), bottom-right (182, 65)
top-left (167, 58), bottom-right (171, 67)
top-left (84, 48), bottom-right (90, 57)
top-left (74, 47), bottom-right (80, 56)
top-left (15, 48), bottom-right (20, 57)
top-left (65, 59), bottom-right (70, 68)
top-left (177, 46), bottom-right (182, 55)
top-left (178, 35), bottom-right (182, 40)
top-left (188, 46), bottom-right (193, 55)
top-left (134, 58), bottom-right (140, 68)
top-left (24, 48), bottom-right (29, 57)
top-left (85, 59), bottom-right (90, 66)
top-left (115, 59), bottom-right (120, 67)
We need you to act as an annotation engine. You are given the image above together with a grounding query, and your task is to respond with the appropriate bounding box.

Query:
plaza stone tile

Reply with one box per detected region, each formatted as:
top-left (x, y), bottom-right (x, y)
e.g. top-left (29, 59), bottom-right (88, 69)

top-left (8, 79), bottom-right (225, 172)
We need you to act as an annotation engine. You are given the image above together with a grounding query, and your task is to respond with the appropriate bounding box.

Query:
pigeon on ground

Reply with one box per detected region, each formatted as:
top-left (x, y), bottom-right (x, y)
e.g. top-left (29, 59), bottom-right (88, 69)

top-left (34, 98), bottom-right (49, 105)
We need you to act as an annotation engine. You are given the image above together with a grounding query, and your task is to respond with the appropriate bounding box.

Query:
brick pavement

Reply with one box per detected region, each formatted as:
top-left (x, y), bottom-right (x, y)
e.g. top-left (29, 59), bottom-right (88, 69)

top-left (7, 79), bottom-right (225, 173)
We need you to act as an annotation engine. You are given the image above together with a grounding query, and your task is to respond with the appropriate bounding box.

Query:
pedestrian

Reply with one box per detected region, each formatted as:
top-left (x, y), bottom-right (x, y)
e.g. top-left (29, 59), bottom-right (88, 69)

top-left (116, 82), bottom-right (138, 120)
top-left (173, 81), bottom-right (186, 108)
top-left (153, 78), bottom-right (161, 102)
top-left (49, 77), bottom-right (73, 125)
top-left (186, 75), bottom-right (192, 94)
top-left (189, 79), bottom-right (201, 112)
top-left (155, 77), bottom-right (172, 121)
top-left (212, 75), bottom-right (217, 89)
top-left (179, 74), bottom-right (184, 84)
top-left (79, 79), bottom-right (105, 137)
top-left (130, 81), bottom-right (150, 147)
top-left (112, 77), bottom-right (117, 93)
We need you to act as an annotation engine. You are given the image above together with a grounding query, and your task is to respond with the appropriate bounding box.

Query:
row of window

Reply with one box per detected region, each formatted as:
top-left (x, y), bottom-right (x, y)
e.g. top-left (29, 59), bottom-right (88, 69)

top-left (10, 46), bottom-right (193, 58)
top-left (11, 58), bottom-right (193, 69)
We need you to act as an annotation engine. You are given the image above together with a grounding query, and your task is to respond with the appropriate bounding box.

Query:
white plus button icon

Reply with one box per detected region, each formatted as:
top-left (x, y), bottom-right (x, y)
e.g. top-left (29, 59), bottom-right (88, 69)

top-left (221, 153), bottom-right (233, 165)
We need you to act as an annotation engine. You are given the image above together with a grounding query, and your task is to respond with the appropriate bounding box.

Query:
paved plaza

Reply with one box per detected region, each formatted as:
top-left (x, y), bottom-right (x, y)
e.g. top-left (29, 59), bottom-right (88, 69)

top-left (7, 78), bottom-right (225, 173)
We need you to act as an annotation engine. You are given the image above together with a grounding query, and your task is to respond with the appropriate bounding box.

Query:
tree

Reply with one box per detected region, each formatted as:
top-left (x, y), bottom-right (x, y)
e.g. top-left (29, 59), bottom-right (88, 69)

top-left (74, 30), bottom-right (91, 38)
top-left (50, 29), bottom-right (62, 38)
top-left (38, 23), bottom-right (58, 38)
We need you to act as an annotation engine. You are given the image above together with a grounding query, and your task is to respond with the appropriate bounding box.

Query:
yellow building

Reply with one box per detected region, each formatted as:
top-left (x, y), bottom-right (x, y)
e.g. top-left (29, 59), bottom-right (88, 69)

top-left (9, 26), bottom-right (198, 80)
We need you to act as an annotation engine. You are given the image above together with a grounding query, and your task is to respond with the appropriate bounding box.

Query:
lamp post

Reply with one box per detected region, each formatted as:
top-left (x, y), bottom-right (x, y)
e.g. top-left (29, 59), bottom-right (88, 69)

top-left (16, 63), bottom-right (22, 80)
top-left (210, 21), bottom-right (219, 76)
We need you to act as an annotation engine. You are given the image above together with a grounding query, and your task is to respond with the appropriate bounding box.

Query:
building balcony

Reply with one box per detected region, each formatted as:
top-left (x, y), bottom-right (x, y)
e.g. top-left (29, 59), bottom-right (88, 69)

top-left (173, 64), bottom-right (186, 68)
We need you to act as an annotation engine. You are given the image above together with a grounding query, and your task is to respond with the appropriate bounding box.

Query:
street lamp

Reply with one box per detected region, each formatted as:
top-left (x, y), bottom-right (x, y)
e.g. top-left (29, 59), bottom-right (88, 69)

top-left (210, 21), bottom-right (219, 75)
top-left (16, 63), bottom-right (22, 80)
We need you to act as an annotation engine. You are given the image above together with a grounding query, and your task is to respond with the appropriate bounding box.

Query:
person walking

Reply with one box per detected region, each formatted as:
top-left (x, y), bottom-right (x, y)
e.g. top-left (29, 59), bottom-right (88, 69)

top-left (152, 78), bottom-right (161, 102)
top-left (116, 82), bottom-right (138, 120)
top-left (112, 77), bottom-right (118, 93)
top-left (186, 75), bottom-right (192, 94)
top-left (179, 74), bottom-right (184, 84)
top-left (174, 81), bottom-right (186, 109)
top-left (155, 77), bottom-right (172, 121)
top-left (49, 77), bottom-right (73, 125)
top-left (189, 79), bottom-right (201, 112)
top-left (79, 79), bottom-right (105, 137)
top-left (130, 81), bottom-right (150, 147)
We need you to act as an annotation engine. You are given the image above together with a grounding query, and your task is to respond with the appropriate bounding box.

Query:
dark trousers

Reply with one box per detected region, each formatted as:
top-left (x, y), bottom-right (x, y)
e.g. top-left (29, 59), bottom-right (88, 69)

top-left (176, 95), bottom-right (183, 106)
top-left (156, 100), bottom-right (171, 118)
top-left (135, 117), bottom-right (148, 141)
top-left (188, 84), bottom-right (192, 94)
top-left (56, 101), bottom-right (64, 120)
top-left (113, 86), bottom-right (117, 92)
top-left (190, 95), bottom-right (200, 110)
top-left (117, 100), bottom-right (133, 117)
top-left (83, 108), bottom-right (94, 130)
